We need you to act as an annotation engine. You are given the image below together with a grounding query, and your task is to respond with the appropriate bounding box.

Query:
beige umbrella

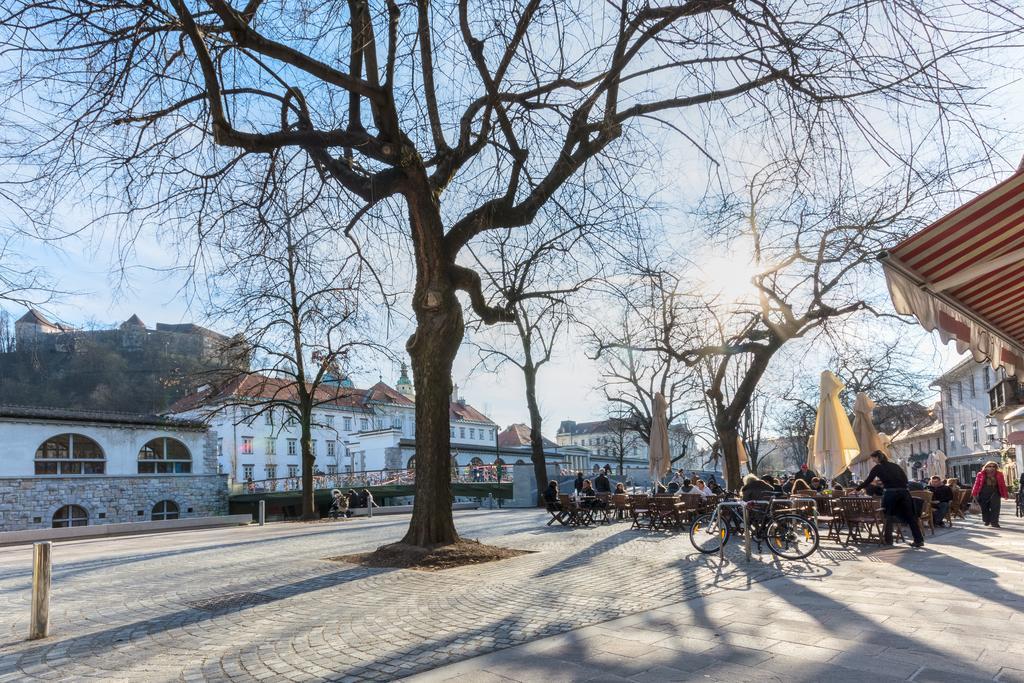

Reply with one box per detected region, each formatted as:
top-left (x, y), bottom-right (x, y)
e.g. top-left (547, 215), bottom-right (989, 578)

top-left (849, 392), bottom-right (883, 481)
top-left (927, 450), bottom-right (947, 478)
top-left (810, 371), bottom-right (861, 480)
top-left (648, 392), bottom-right (671, 483)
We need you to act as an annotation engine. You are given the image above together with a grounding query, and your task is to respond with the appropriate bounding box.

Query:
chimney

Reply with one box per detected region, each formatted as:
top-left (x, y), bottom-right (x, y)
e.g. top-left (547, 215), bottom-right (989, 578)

top-left (451, 383), bottom-right (459, 402)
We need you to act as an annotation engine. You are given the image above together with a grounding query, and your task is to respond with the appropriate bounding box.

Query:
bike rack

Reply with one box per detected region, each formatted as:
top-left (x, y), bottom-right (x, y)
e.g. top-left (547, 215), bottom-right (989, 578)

top-left (714, 500), bottom-right (751, 563)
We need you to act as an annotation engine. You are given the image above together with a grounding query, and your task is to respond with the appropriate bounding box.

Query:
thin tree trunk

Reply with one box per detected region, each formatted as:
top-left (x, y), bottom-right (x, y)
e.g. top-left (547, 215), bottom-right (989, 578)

top-left (718, 421), bottom-right (742, 491)
top-left (300, 410), bottom-right (317, 519)
top-left (523, 362), bottom-right (548, 507)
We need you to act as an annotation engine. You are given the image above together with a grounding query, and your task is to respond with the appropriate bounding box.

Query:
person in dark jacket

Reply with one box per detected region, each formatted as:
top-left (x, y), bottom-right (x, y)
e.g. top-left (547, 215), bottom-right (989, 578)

top-left (927, 476), bottom-right (954, 527)
top-left (971, 461), bottom-right (1010, 527)
top-left (346, 488), bottom-right (360, 509)
top-left (679, 479), bottom-right (694, 493)
top-left (740, 474), bottom-right (775, 502)
top-left (856, 450), bottom-right (924, 547)
top-left (574, 472), bottom-right (585, 494)
top-left (580, 479), bottom-right (605, 509)
top-left (329, 489), bottom-right (348, 520)
top-left (543, 480), bottom-right (561, 507)
top-left (793, 464), bottom-right (816, 485)
top-left (594, 471), bottom-right (612, 494)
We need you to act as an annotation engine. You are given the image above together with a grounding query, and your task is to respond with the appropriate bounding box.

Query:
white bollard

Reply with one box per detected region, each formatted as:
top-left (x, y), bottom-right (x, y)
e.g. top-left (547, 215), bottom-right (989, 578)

top-left (29, 541), bottom-right (51, 640)
top-left (258, 500), bottom-right (266, 526)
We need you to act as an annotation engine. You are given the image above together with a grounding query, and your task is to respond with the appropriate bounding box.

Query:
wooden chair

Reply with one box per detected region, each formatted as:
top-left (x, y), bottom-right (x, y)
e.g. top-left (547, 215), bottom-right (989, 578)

top-left (558, 494), bottom-right (591, 527)
top-left (610, 493), bottom-right (631, 521)
top-left (545, 499), bottom-right (568, 526)
top-left (911, 490), bottom-right (935, 536)
top-left (838, 497), bottom-right (885, 545)
top-left (629, 494), bottom-right (652, 529)
top-left (953, 489), bottom-right (970, 520)
top-left (650, 495), bottom-right (686, 530)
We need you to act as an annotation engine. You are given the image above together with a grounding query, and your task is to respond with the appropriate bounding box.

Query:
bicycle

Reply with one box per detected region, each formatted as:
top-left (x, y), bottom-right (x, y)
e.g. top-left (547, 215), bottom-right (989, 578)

top-left (689, 493), bottom-right (819, 560)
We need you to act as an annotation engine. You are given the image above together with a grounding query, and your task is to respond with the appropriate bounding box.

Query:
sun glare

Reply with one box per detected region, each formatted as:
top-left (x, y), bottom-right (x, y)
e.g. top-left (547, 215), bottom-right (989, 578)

top-left (695, 242), bottom-right (761, 305)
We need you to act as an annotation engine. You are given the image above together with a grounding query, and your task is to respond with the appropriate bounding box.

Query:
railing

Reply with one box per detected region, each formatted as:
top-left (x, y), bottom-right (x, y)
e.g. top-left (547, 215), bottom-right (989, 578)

top-left (234, 464), bottom-right (513, 494)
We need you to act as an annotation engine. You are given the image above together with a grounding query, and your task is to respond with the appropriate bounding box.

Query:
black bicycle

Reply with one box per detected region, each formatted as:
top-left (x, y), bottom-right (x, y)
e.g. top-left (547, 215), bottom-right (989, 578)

top-left (689, 494), bottom-right (819, 560)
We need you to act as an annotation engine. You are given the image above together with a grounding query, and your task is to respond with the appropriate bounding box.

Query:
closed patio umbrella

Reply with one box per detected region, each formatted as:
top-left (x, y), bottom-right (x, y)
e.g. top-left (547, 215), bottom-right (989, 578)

top-left (849, 392), bottom-right (885, 481)
top-left (810, 371), bottom-right (860, 480)
top-left (648, 392), bottom-right (671, 483)
top-left (927, 450), bottom-right (947, 479)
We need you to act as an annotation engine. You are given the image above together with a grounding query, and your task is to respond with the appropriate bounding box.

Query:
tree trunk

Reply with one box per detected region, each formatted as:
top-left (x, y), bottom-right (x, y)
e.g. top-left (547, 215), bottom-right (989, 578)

top-left (300, 410), bottom-right (317, 520)
top-left (717, 421), bottom-right (742, 492)
top-left (523, 362), bottom-right (548, 507)
top-left (402, 291), bottom-right (463, 547)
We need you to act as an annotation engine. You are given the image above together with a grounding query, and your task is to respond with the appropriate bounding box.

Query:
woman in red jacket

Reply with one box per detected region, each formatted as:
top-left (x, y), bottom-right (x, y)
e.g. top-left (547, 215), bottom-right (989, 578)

top-left (972, 461), bottom-right (1010, 528)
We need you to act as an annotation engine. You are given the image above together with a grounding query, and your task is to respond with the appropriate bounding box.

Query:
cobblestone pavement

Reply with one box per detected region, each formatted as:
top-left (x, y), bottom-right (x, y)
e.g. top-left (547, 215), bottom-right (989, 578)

top-left (407, 513), bottom-right (1024, 683)
top-left (0, 509), bottom-right (1017, 682)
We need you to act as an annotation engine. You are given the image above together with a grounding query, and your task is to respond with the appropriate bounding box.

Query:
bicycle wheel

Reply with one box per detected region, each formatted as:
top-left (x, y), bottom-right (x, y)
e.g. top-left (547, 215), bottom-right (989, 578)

top-left (765, 514), bottom-right (819, 560)
top-left (690, 513), bottom-right (730, 554)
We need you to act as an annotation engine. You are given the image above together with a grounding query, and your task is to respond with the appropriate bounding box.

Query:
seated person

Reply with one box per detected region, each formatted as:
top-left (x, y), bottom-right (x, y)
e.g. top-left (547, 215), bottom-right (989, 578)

top-left (667, 481), bottom-right (680, 494)
top-left (810, 477), bottom-right (825, 492)
top-left (679, 478), bottom-right (694, 493)
top-left (580, 479), bottom-right (606, 508)
top-left (693, 479), bottom-right (713, 497)
top-left (740, 474), bottom-right (775, 502)
top-left (543, 480), bottom-right (561, 509)
top-left (927, 475), bottom-right (954, 527)
top-left (908, 478), bottom-right (927, 491)
top-left (788, 478), bottom-right (813, 497)
top-left (614, 482), bottom-right (626, 494)
top-left (762, 475), bottom-right (784, 494)
top-left (945, 477), bottom-right (960, 490)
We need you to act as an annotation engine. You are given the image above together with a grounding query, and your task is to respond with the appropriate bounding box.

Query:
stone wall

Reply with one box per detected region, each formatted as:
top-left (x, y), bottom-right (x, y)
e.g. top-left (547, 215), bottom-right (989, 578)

top-left (0, 474), bottom-right (229, 531)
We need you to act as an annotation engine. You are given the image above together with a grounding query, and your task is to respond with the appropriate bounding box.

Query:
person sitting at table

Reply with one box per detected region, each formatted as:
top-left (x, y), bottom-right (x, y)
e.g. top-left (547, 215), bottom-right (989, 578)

top-left (693, 479), bottom-right (713, 497)
top-left (788, 478), bottom-right (812, 496)
top-left (580, 479), bottom-right (606, 509)
top-left (594, 469), bottom-right (612, 494)
top-left (927, 475), bottom-right (954, 527)
top-left (667, 481), bottom-right (680, 494)
top-left (671, 469), bottom-right (686, 487)
top-left (763, 475), bottom-right (784, 494)
top-left (614, 482), bottom-right (626, 494)
top-left (856, 450), bottom-right (924, 548)
top-left (945, 477), bottom-right (960, 490)
top-left (679, 478), bottom-right (695, 494)
top-left (740, 474), bottom-right (775, 502)
top-left (810, 477), bottom-right (826, 492)
top-left (543, 480), bottom-right (561, 509)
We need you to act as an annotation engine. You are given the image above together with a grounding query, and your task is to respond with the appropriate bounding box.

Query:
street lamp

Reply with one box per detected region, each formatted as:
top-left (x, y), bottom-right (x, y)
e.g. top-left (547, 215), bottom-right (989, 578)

top-left (985, 416), bottom-right (1003, 448)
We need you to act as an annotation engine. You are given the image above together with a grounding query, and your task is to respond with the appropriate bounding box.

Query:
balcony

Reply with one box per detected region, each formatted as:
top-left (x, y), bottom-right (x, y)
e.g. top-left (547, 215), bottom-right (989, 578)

top-left (989, 378), bottom-right (1024, 414)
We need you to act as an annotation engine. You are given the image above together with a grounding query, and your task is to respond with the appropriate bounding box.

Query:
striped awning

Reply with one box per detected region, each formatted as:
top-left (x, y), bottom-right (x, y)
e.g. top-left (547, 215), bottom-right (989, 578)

top-left (880, 169), bottom-right (1024, 379)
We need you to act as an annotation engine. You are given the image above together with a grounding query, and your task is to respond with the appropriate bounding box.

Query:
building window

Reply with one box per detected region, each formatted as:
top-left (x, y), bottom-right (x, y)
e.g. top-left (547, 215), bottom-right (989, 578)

top-left (241, 436), bottom-right (253, 455)
top-left (470, 428), bottom-right (476, 439)
top-left (360, 418), bottom-right (369, 431)
top-left (264, 409), bottom-right (274, 425)
top-left (152, 500), bottom-right (179, 521)
top-left (957, 382), bottom-right (963, 402)
top-left (947, 389), bottom-right (954, 407)
top-left (265, 438), bottom-right (277, 456)
top-left (327, 464), bottom-right (338, 476)
top-left (34, 434), bottom-right (105, 475)
top-left (311, 439), bottom-right (318, 456)
top-left (288, 464), bottom-right (299, 478)
top-left (972, 420), bottom-right (979, 446)
top-left (265, 464), bottom-right (277, 480)
top-left (451, 428), bottom-right (456, 438)
top-left (217, 438), bottom-right (223, 457)
top-left (460, 427), bottom-right (466, 438)
top-left (327, 441), bottom-right (336, 458)
top-left (138, 438), bottom-right (193, 474)
top-left (969, 375), bottom-right (976, 398)
top-left (240, 406), bottom-right (254, 423)
top-left (287, 439), bottom-right (297, 456)
top-left (326, 415), bottom-right (335, 428)
top-left (52, 504), bottom-right (88, 528)
top-left (343, 416), bottom-right (352, 431)
top-left (242, 464), bottom-right (254, 481)
top-left (960, 424), bottom-right (966, 449)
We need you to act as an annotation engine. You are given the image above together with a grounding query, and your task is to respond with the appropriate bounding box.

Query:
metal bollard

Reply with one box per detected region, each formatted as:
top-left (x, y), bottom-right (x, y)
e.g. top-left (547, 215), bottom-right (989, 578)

top-left (367, 503), bottom-right (373, 518)
top-left (742, 504), bottom-right (751, 563)
top-left (258, 500), bottom-right (265, 526)
top-left (29, 541), bottom-right (51, 640)
top-left (487, 493), bottom-right (495, 510)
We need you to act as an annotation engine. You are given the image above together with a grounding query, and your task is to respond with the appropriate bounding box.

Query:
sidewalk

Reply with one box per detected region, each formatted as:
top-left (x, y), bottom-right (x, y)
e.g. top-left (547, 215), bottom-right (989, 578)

top-left (405, 515), bottom-right (1024, 683)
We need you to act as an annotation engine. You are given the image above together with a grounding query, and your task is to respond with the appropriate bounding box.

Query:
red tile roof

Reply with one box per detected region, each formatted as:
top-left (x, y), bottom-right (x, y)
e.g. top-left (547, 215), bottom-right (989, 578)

top-left (168, 373), bottom-right (368, 413)
top-left (362, 381), bottom-right (415, 406)
top-left (497, 423), bottom-right (556, 448)
top-left (450, 400), bottom-right (495, 424)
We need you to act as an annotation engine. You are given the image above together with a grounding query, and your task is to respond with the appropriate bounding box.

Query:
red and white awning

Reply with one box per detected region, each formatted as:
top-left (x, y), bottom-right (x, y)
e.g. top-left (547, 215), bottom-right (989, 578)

top-left (881, 169), bottom-right (1024, 379)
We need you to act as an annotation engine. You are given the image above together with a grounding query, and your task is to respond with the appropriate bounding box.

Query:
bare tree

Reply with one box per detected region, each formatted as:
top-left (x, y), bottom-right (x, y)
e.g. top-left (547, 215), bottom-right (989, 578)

top-left (2, 0), bottom-right (1019, 547)
top-left (199, 163), bottom-right (382, 519)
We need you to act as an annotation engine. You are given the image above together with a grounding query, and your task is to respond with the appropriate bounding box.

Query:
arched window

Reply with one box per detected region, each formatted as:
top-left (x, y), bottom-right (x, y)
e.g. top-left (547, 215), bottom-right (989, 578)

top-left (407, 456), bottom-right (416, 470)
top-left (35, 434), bottom-right (105, 475)
top-left (469, 457), bottom-right (484, 465)
top-left (138, 438), bottom-right (192, 474)
top-left (515, 459), bottom-right (526, 465)
top-left (495, 458), bottom-right (506, 466)
top-left (52, 505), bottom-right (88, 528)
top-left (151, 500), bottom-right (179, 521)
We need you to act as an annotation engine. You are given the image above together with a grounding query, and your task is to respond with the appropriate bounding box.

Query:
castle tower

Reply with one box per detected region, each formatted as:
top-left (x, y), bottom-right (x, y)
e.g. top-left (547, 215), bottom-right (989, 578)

top-left (396, 362), bottom-right (415, 399)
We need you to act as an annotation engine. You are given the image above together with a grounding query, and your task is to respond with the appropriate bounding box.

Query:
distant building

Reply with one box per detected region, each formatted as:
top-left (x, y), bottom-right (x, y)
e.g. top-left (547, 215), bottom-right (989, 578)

top-left (932, 358), bottom-right (1002, 483)
top-left (167, 372), bottom-right (501, 481)
top-left (555, 418), bottom-right (699, 472)
top-left (0, 405), bottom-right (227, 532)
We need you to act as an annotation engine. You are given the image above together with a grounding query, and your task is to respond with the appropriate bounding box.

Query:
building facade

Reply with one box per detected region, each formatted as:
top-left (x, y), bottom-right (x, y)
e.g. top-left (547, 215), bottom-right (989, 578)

top-left (168, 373), bottom-right (501, 482)
top-left (933, 358), bottom-right (1003, 483)
top-left (0, 405), bottom-right (227, 531)
top-left (555, 418), bottom-right (700, 472)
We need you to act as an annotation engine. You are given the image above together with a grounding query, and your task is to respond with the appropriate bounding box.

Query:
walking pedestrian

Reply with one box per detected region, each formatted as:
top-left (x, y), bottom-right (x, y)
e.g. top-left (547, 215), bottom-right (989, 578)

top-left (855, 450), bottom-right (924, 548)
top-left (329, 488), bottom-right (348, 520)
top-left (971, 461), bottom-right (1009, 528)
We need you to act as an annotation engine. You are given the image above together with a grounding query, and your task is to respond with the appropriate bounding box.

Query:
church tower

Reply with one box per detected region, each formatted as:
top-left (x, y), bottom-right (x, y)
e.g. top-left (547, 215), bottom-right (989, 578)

top-left (396, 362), bottom-right (415, 398)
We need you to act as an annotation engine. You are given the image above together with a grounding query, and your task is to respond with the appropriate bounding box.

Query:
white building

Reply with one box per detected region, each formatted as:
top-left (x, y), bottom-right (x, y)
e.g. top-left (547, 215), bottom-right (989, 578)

top-left (933, 358), bottom-right (1004, 483)
top-left (0, 405), bottom-right (226, 531)
top-left (167, 370), bottom-right (500, 482)
top-left (555, 418), bottom-right (700, 472)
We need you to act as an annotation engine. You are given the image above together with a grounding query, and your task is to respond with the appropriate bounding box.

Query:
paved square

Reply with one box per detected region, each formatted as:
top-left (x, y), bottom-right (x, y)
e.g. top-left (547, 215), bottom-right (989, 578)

top-left (0, 509), bottom-right (1021, 682)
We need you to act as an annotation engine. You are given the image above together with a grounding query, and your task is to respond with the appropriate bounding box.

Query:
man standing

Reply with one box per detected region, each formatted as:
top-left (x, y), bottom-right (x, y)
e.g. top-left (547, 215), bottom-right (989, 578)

top-left (594, 469), bottom-right (612, 494)
top-left (927, 476), bottom-right (954, 527)
top-left (794, 464), bottom-right (816, 485)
